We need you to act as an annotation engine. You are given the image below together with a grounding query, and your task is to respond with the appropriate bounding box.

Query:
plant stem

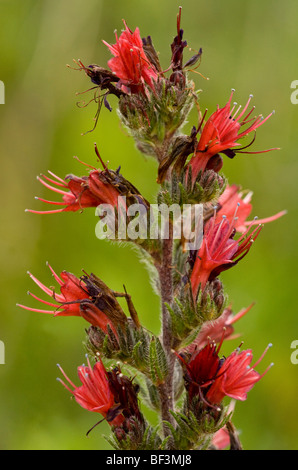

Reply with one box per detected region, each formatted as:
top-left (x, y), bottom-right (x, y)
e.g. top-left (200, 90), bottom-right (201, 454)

top-left (156, 227), bottom-right (175, 437)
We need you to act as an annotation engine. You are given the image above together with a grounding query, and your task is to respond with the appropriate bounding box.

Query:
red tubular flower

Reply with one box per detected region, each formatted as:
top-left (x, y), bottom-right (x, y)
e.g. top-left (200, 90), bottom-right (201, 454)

top-left (188, 90), bottom-right (276, 183)
top-left (216, 184), bottom-right (286, 233)
top-left (103, 21), bottom-right (158, 94)
top-left (26, 169), bottom-right (121, 214)
top-left (206, 344), bottom-right (273, 404)
top-left (16, 264), bottom-right (122, 336)
top-left (17, 264), bottom-right (89, 316)
top-left (57, 357), bottom-right (143, 434)
top-left (190, 211), bottom-right (263, 300)
top-left (176, 340), bottom-right (273, 408)
top-left (57, 357), bottom-right (125, 427)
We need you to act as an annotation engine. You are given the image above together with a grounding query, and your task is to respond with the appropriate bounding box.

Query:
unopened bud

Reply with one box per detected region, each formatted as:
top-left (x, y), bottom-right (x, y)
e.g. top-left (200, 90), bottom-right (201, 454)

top-left (214, 293), bottom-right (225, 312)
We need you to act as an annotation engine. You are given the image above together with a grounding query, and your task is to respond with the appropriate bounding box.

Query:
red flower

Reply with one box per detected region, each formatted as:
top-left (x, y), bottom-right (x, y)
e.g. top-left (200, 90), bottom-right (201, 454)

top-left (190, 213), bottom-right (262, 299)
top-left (57, 357), bottom-right (125, 427)
top-left (188, 90), bottom-right (275, 182)
top-left (176, 341), bottom-right (272, 408)
top-left (177, 342), bottom-right (222, 404)
top-left (206, 344), bottom-right (273, 404)
top-left (216, 184), bottom-right (286, 233)
top-left (57, 357), bottom-right (143, 433)
top-left (103, 21), bottom-right (158, 94)
top-left (17, 264), bottom-right (89, 316)
top-left (26, 169), bottom-right (121, 214)
top-left (17, 264), bottom-right (122, 336)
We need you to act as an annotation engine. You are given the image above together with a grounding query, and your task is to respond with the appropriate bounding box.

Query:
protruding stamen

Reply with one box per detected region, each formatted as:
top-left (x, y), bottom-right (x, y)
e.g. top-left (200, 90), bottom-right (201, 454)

top-left (244, 210), bottom-right (287, 227)
top-left (235, 94), bottom-right (254, 123)
top-left (251, 343), bottom-right (273, 369)
top-left (26, 271), bottom-right (55, 297)
top-left (26, 292), bottom-right (58, 308)
top-left (57, 363), bottom-right (77, 390)
top-left (34, 197), bottom-right (66, 206)
top-left (39, 173), bottom-right (67, 188)
top-left (16, 303), bottom-right (56, 314)
top-left (46, 263), bottom-right (64, 286)
top-left (37, 176), bottom-right (69, 196)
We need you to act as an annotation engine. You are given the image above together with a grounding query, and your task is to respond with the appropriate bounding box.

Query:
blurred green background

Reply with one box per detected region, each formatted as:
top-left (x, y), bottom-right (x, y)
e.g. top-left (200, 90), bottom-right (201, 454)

top-left (0, 0), bottom-right (297, 450)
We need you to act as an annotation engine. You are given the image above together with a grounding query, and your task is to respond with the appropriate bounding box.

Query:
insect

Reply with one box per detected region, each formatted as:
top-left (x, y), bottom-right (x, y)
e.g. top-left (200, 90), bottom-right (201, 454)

top-left (67, 59), bottom-right (124, 134)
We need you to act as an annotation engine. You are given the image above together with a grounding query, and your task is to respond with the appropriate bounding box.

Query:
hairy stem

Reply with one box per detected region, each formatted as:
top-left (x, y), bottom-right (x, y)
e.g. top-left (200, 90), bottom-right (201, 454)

top-left (156, 228), bottom-right (175, 437)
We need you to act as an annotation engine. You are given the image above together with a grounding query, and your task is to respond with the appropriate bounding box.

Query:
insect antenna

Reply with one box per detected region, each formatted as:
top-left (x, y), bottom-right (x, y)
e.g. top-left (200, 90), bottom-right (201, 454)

top-left (86, 418), bottom-right (106, 437)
